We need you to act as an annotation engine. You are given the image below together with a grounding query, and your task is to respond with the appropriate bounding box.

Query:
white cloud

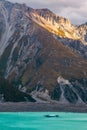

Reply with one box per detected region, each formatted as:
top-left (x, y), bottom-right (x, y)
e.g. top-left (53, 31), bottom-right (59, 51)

top-left (8, 0), bottom-right (87, 25)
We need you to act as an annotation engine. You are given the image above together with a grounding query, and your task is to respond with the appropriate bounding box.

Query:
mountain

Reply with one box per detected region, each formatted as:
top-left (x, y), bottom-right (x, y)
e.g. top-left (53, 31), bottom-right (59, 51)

top-left (30, 8), bottom-right (87, 59)
top-left (0, 0), bottom-right (87, 103)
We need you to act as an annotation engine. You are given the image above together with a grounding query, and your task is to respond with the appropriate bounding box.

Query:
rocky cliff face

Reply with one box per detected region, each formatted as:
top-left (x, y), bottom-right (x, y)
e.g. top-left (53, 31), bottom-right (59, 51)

top-left (78, 23), bottom-right (87, 44)
top-left (0, 0), bottom-right (87, 104)
top-left (51, 77), bottom-right (87, 104)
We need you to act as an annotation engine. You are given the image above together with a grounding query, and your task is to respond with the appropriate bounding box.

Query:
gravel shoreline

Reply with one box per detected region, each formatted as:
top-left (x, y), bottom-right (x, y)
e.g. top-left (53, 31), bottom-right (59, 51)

top-left (0, 102), bottom-right (87, 112)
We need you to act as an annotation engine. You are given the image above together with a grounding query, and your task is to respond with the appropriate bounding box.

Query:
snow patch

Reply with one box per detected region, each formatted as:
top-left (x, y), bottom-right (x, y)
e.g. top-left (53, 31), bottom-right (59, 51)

top-left (57, 76), bottom-right (70, 85)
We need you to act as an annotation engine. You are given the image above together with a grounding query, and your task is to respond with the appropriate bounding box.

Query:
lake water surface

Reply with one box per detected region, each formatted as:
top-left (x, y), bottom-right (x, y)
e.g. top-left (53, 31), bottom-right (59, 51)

top-left (0, 112), bottom-right (87, 130)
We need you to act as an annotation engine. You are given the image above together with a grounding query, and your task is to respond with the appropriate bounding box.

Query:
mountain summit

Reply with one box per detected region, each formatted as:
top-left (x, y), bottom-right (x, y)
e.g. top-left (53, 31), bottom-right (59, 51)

top-left (0, 0), bottom-right (87, 103)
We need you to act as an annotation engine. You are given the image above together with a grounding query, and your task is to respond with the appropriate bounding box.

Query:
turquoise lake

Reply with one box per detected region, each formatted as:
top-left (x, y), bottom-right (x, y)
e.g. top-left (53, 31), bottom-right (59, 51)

top-left (0, 112), bottom-right (87, 130)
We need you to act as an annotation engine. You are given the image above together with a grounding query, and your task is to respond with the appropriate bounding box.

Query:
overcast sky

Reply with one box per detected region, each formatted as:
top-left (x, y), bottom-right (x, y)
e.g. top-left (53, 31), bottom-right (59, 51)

top-left (8, 0), bottom-right (87, 25)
